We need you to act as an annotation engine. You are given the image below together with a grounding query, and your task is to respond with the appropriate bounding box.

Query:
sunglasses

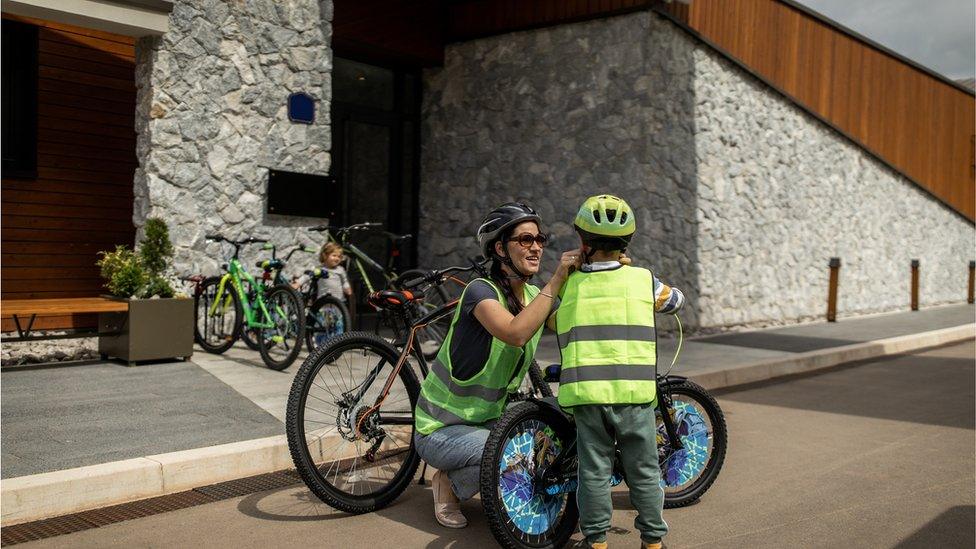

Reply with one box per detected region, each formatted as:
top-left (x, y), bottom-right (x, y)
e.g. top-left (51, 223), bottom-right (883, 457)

top-left (507, 233), bottom-right (550, 248)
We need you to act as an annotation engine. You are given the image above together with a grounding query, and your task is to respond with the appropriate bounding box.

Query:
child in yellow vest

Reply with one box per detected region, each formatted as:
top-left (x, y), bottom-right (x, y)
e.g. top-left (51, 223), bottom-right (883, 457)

top-left (554, 195), bottom-right (683, 549)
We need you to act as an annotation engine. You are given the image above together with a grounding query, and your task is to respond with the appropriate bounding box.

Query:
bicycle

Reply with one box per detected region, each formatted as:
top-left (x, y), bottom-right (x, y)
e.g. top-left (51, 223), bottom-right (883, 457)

top-left (285, 259), bottom-right (553, 514)
top-left (479, 319), bottom-right (728, 549)
top-left (307, 222), bottom-right (451, 360)
top-left (194, 235), bottom-right (306, 371)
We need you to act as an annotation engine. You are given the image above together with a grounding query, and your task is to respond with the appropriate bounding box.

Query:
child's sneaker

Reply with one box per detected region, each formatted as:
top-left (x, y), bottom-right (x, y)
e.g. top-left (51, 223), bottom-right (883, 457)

top-left (589, 542), bottom-right (608, 549)
top-left (641, 540), bottom-right (663, 549)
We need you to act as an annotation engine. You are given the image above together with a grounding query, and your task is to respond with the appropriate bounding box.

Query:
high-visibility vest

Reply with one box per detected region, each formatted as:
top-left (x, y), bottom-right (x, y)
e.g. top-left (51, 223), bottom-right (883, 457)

top-left (415, 279), bottom-right (542, 435)
top-left (555, 265), bottom-right (657, 407)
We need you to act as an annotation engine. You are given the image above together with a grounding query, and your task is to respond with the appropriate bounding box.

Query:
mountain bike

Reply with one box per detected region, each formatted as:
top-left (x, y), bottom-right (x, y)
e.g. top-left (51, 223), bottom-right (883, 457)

top-left (285, 260), bottom-right (554, 514)
top-left (194, 235), bottom-right (305, 370)
top-left (479, 320), bottom-right (728, 549)
top-left (308, 223), bottom-right (451, 360)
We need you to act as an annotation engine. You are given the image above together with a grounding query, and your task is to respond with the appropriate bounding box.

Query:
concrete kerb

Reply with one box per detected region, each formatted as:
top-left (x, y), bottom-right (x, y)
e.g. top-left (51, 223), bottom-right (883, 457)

top-left (2, 323), bottom-right (974, 527)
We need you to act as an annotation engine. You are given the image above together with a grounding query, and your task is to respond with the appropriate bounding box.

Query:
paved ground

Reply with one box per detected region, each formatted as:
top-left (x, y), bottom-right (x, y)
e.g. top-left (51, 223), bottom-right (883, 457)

top-left (16, 340), bottom-right (974, 548)
top-left (0, 360), bottom-right (282, 479)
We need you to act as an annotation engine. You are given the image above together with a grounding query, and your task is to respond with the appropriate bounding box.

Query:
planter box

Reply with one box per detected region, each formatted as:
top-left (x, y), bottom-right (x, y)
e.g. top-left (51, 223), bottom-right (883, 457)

top-left (98, 297), bottom-right (193, 365)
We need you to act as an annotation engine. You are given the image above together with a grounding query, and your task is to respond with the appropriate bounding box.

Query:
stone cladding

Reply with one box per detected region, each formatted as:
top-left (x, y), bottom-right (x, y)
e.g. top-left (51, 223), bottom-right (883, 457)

top-left (134, 0), bottom-right (334, 277)
top-left (419, 10), bottom-right (975, 330)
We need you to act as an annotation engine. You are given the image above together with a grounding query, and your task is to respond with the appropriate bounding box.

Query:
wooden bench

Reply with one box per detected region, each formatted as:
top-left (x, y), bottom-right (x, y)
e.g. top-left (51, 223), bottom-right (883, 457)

top-left (1, 298), bottom-right (129, 342)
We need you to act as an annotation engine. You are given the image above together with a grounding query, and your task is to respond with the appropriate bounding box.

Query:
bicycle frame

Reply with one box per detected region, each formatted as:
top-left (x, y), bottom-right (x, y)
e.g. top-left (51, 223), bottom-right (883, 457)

top-left (209, 258), bottom-right (275, 330)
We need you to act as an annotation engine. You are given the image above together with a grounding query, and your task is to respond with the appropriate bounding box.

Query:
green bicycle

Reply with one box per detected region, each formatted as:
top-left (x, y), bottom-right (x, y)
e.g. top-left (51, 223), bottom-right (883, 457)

top-left (237, 242), bottom-right (318, 352)
top-left (307, 222), bottom-right (450, 359)
top-left (194, 235), bottom-right (306, 371)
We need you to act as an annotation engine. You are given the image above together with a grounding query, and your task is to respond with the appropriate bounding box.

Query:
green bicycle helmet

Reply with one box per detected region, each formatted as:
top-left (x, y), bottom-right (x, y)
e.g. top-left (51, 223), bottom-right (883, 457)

top-left (574, 194), bottom-right (636, 252)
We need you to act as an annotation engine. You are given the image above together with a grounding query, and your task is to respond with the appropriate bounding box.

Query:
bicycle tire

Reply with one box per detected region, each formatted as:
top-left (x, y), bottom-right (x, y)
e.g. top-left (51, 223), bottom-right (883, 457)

top-left (659, 379), bottom-right (728, 508)
top-left (286, 332), bottom-right (421, 514)
top-left (395, 269), bottom-right (451, 360)
top-left (526, 360), bottom-right (554, 398)
top-left (194, 276), bottom-right (242, 354)
top-left (304, 294), bottom-right (351, 351)
top-left (480, 400), bottom-right (579, 549)
top-left (257, 285), bottom-right (305, 371)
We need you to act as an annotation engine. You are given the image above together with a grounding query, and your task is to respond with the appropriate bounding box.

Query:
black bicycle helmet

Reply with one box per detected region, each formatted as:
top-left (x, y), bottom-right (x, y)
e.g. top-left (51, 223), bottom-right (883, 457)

top-left (476, 202), bottom-right (542, 259)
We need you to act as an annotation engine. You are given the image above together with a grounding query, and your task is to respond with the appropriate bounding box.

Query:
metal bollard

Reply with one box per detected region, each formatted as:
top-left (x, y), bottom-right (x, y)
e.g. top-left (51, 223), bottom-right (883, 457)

top-left (827, 257), bottom-right (840, 322)
top-left (911, 259), bottom-right (920, 311)
top-left (968, 261), bottom-right (975, 304)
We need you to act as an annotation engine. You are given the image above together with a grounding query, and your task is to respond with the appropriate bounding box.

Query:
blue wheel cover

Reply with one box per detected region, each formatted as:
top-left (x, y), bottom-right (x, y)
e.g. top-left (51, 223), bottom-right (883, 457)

top-left (498, 425), bottom-right (567, 535)
top-left (659, 400), bottom-right (710, 488)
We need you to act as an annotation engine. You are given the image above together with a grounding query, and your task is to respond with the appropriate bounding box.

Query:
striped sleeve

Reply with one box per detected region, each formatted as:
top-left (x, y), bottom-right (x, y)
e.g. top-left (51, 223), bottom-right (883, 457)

top-left (652, 276), bottom-right (684, 314)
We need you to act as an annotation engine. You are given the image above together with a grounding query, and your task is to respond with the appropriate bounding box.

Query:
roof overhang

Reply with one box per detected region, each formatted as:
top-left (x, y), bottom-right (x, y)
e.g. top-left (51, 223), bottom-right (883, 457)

top-left (2, 0), bottom-right (173, 37)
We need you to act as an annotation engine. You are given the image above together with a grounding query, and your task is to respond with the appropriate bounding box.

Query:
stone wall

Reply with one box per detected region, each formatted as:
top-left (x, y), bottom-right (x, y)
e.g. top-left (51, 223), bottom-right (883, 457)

top-left (134, 0), bottom-right (333, 276)
top-left (420, 10), bottom-right (975, 330)
top-left (693, 42), bottom-right (975, 326)
top-left (420, 12), bottom-right (702, 323)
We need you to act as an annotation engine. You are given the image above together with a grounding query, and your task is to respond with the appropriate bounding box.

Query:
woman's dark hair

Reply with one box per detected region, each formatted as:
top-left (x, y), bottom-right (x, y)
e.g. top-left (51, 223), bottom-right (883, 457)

top-left (488, 225), bottom-right (528, 316)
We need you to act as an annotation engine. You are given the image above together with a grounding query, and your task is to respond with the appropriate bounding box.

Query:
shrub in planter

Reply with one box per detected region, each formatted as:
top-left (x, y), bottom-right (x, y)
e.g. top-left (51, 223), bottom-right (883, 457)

top-left (96, 218), bottom-right (192, 364)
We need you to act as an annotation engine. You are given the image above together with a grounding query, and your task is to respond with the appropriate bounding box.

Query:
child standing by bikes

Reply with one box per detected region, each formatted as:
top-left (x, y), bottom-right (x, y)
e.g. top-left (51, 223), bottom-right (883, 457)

top-left (554, 194), bottom-right (684, 549)
top-left (311, 242), bottom-right (352, 303)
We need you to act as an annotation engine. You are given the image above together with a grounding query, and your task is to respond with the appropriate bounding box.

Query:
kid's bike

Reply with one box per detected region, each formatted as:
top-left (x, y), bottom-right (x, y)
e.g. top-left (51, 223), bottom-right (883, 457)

top-left (479, 360), bottom-right (727, 548)
top-left (194, 235), bottom-right (306, 370)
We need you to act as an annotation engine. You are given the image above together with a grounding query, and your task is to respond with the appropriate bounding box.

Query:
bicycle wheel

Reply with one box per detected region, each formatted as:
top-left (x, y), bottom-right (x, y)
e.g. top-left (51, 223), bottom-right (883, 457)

top-left (396, 269), bottom-right (451, 360)
top-left (304, 294), bottom-right (351, 351)
top-left (481, 401), bottom-right (579, 549)
top-left (286, 332), bottom-right (421, 514)
top-left (194, 276), bottom-right (241, 354)
top-left (658, 379), bottom-right (728, 508)
top-left (257, 285), bottom-right (305, 371)
top-left (239, 279), bottom-right (261, 351)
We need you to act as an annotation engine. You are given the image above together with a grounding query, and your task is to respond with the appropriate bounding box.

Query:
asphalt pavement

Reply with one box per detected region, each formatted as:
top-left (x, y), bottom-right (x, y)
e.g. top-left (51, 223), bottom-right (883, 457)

top-left (11, 340), bottom-right (974, 548)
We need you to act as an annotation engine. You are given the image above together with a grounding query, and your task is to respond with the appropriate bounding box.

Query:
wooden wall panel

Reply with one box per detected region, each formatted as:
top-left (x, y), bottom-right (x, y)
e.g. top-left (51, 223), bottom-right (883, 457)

top-left (658, 0), bottom-right (975, 221)
top-left (1, 14), bottom-right (136, 306)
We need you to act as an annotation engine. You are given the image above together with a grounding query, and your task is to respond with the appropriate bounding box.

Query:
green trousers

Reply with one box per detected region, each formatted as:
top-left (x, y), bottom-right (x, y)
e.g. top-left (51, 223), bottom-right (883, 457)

top-left (574, 402), bottom-right (668, 544)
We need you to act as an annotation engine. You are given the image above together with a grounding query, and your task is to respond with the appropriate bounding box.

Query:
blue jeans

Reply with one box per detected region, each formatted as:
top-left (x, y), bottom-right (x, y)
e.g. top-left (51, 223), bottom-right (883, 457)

top-left (414, 424), bottom-right (493, 500)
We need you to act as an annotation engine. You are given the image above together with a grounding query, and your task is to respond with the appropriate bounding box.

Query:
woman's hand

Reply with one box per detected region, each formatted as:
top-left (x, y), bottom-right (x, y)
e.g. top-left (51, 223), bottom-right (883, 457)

top-left (550, 249), bottom-right (582, 287)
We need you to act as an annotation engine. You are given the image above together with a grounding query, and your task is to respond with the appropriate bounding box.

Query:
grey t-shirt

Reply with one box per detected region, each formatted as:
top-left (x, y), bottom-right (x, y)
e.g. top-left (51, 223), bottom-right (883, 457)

top-left (446, 279), bottom-right (558, 381)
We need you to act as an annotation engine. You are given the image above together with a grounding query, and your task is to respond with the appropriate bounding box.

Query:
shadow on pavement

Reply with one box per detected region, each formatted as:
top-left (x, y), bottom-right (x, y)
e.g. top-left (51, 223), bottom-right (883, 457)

top-left (718, 344), bottom-right (975, 430)
top-left (891, 505), bottom-right (975, 548)
top-left (695, 332), bottom-right (859, 353)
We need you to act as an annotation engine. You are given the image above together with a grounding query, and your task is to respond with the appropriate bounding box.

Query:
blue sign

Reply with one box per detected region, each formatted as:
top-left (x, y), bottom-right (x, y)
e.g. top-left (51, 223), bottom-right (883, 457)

top-left (288, 92), bottom-right (315, 124)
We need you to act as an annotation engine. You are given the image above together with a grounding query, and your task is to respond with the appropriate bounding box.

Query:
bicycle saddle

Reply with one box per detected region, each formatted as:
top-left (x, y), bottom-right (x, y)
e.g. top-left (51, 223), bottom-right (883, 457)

top-left (367, 289), bottom-right (419, 309)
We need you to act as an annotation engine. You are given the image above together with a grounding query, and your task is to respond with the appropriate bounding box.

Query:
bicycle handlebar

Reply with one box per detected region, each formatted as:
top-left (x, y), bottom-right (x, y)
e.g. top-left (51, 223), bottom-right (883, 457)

top-left (402, 257), bottom-right (490, 290)
top-left (308, 222), bottom-right (382, 234)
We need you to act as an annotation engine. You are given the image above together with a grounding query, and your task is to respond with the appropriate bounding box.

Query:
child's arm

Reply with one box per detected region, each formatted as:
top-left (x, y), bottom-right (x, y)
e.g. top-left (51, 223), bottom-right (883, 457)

top-left (654, 276), bottom-right (684, 314)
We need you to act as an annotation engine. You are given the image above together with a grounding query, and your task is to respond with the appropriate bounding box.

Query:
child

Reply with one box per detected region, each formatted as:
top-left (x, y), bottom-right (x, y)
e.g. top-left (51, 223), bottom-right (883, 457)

top-left (554, 194), bottom-right (683, 549)
top-left (315, 242), bottom-right (353, 303)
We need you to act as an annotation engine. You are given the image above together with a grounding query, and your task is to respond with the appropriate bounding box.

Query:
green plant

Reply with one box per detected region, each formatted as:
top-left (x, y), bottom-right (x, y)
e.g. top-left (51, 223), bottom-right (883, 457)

top-left (97, 246), bottom-right (147, 298)
top-left (96, 219), bottom-right (177, 298)
top-left (139, 218), bottom-right (175, 298)
top-left (140, 218), bottom-right (174, 277)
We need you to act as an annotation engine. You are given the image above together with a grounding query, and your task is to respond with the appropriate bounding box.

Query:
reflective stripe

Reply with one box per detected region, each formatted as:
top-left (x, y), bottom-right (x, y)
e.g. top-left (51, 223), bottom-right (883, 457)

top-left (430, 360), bottom-right (507, 402)
top-left (416, 394), bottom-right (469, 426)
top-left (559, 325), bottom-right (656, 349)
top-left (560, 364), bottom-right (656, 384)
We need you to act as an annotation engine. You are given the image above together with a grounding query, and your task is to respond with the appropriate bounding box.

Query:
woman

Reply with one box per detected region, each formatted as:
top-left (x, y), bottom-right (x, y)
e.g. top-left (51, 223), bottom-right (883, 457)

top-left (413, 202), bottom-right (579, 528)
